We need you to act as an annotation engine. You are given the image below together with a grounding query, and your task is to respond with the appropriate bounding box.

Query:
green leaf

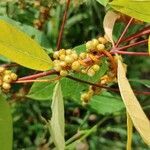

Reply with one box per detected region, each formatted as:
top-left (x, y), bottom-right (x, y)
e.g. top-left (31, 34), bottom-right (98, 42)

top-left (73, 44), bottom-right (86, 54)
top-left (27, 58), bottom-right (108, 101)
top-left (0, 20), bottom-right (53, 71)
top-left (27, 75), bottom-right (57, 101)
top-left (129, 79), bottom-right (150, 88)
top-left (0, 94), bottom-right (13, 150)
top-left (89, 92), bottom-right (124, 115)
top-left (96, 0), bottom-right (109, 6)
top-left (109, 0), bottom-right (150, 23)
top-left (148, 36), bottom-right (150, 54)
top-left (49, 82), bottom-right (65, 150)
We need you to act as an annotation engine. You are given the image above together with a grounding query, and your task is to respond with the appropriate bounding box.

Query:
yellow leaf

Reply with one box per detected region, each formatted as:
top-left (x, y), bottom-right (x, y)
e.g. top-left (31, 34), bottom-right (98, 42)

top-left (0, 20), bottom-right (53, 71)
top-left (117, 58), bottom-right (150, 145)
top-left (103, 11), bottom-right (120, 46)
top-left (109, 0), bottom-right (150, 23)
top-left (126, 112), bottom-right (133, 150)
top-left (148, 35), bottom-right (150, 55)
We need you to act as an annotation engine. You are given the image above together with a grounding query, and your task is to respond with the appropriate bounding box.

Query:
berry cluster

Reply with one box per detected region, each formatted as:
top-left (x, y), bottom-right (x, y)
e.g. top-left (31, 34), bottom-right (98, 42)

top-left (52, 36), bottom-right (117, 105)
top-left (0, 67), bottom-right (18, 92)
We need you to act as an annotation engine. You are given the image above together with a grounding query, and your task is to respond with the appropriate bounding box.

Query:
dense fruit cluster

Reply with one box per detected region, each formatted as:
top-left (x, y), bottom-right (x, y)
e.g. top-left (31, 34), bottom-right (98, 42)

top-left (0, 67), bottom-right (18, 92)
top-left (52, 36), bottom-right (116, 105)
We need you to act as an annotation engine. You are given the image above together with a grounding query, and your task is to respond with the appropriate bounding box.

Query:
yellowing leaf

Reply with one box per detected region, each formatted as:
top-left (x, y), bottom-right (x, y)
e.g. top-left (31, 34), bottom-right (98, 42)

top-left (0, 20), bottom-right (53, 71)
top-left (117, 58), bottom-right (150, 145)
top-left (103, 11), bottom-right (120, 46)
top-left (109, 0), bottom-right (150, 23)
top-left (126, 112), bottom-right (133, 150)
top-left (49, 82), bottom-right (65, 150)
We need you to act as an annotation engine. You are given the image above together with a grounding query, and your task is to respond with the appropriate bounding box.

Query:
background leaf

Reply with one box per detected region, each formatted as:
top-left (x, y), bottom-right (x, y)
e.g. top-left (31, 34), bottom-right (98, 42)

top-left (0, 94), bottom-right (13, 150)
top-left (49, 82), bottom-right (65, 150)
top-left (149, 35), bottom-right (150, 54)
top-left (89, 92), bottom-right (124, 115)
top-left (129, 79), bottom-right (150, 88)
top-left (109, 0), bottom-right (150, 23)
top-left (0, 20), bottom-right (52, 71)
top-left (117, 58), bottom-right (150, 145)
top-left (96, 0), bottom-right (109, 6)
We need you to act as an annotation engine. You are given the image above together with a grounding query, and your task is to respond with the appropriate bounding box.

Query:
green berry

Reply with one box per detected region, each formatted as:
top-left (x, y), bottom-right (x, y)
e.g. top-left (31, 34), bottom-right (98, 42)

top-left (92, 39), bottom-right (99, 48)
top-left (0, 66), bottom-right (5, 73)
top-left (97, 44), bottom-right (105, 51)
top-left (2, 82), bottom-right (11, 90)
top-left (59, 54), bottom-right (66, 61)
top-left (87, 68), bottom-right (95, 77)
top-left (92, 64), bottom-right (100, 72)
top-left (79, 52), bottom-right (86, 59)
top-left (71, 53), bottom-right (78, 60)
top-left (53, 51), bottom-right (59, 59)
top-left (71, 61), bottom-right (80, 71)
top-left (98, 37), bottom-right (108, 44)
top-left (4, 70), bottom-right (11, 75)
top-left (66, 49), bottom-right (72, 55)
top-left (81, 93), bottom-right (90, 103)
top-left (60, 70), bottom-right (68, 76)
top-left (86, 41), bottom-right (93, 50)
top-left (54, 64), bottom-right (61, 71)
top-left (60, 61), bottom-right (67, 67)
top-left (10, 73), bottom-right (18, 81)
top-left (65, 56), bottom-right (74, 63)
top-left (3, 75), bottom-right (12, 83)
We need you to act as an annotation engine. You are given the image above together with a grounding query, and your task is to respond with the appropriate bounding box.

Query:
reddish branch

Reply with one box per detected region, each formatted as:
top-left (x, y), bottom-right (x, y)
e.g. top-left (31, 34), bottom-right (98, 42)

top-left (56, 0), bottom-right (71, 50)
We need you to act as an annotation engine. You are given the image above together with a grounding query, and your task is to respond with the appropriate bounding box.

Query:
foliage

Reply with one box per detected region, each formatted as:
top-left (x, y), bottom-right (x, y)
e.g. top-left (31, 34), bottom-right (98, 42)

top-left (0, 0), bottom-right (149, 150)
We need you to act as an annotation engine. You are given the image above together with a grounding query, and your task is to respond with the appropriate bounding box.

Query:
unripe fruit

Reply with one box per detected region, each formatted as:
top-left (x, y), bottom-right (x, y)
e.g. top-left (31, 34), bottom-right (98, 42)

top-left (0, 66), bottom-right (5, 73)
top-left (60, 70), bottom-right (68, 76)
top-left (59, 49), bottom-right (66, 55)
top-left (79, 52), bottom-right (86, 59)
top-left (81, 69), bottom-right (87, 74)
top-left (2, 82), bottom-right (11, 90)
top-left (97, 44), bottom-right (105, 51)
top-left (92, 39), bottom-right (99, 48)
top-left (81, 93), bottom-right (90, 103)
top-left (60, 61), bottom-right (67, 67)
top-left (59, 54), bottom-right (66, 61)
top-left (0, 79), bottom-right (2, 86)
top-left (66, 49), bottom-right (72, 55)
top-left (87, 68), bottom-right (95, 77)
top-left (98, 37), bottom-right (108, 44)
top-left (86, 41), bottom-right (93, 50)
top-left (71, 53), bottom-right (78, 60)
top-left (53, 51), bottom-right (59, 59)
top-left (71, 61), bottom-right (80, 71)
top-left (4, 70), bottom-right (11, 75)
top-left (54, 64), bottom-right (61, 72)
top-left (65, 56), bottom-right (74, 64)
top-left (92, 64), bottom-right (100, 72)
top-left (10, 73), bottom-right (18, 81)
top-left (3, 75), bottom-right (12, 83)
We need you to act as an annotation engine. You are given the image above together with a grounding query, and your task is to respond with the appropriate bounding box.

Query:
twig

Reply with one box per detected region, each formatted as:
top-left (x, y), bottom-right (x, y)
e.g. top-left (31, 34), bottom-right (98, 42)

top-left (115, 18), bottom-right (134, 47)
top-left (56, 0), bottom-right (71, 50)
top-left (113, 51), bottom-right (149, 56)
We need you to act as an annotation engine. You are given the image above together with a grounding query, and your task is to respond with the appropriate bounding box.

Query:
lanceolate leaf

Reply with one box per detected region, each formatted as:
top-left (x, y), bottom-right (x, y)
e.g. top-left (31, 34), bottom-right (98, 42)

top-left (0, 20), bottom-right (53, 71)
top-left (129, 79), bottom-right (150, 88)
top-left (109, 0), bottom-right (150, 23)
top-left (0, 94), bottom-right (13, 150)
top-left (103, 11), bottom-right (120, 46)
top-left (49, 82), bottom-right (65, 150)
top-left (96, 0), bottom-right (109, 6)
top-left (117, 58), bottom-right (150, 145)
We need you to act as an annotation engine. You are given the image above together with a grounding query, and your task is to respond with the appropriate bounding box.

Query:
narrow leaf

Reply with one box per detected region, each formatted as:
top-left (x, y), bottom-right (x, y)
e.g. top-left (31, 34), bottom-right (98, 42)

top-left (109, 0), bottom-right (150, 23)
top-left (126, 112), bottom-right (133, 150)
top-left (103, 11), bottom-right (120, 46)
top-left (49, 82), bottom-right (65, 150)
top-left (129, 79), bottom-right (150, 88)
top-left (0, 94), bottom-right (13, 150)
top-left (0, 20), bottom-right (53, 71)
top-left (117, 58), bottom-right (150, 145)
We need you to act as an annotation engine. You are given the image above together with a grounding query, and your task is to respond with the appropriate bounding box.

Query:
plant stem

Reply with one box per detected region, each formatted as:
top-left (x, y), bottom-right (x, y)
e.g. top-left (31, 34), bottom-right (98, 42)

top-left (120, 26), bottom-right (150, 43)
top-left (56, 0), bottom-right (71, 50)
top-left (113, 51), bottom-right (149, 56)
top-left (111, 39), bottom-right (148, 52)
top-left (115, 18), bottom-right (134, 47)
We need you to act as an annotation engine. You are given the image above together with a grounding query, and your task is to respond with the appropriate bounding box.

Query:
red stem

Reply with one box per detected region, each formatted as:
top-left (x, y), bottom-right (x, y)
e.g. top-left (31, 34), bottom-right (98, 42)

top-left (56, 0), bottom-right (71, 50)
top-left (115, 18), bottom-right (134, 47)
top-left (113, 51), bottom-right (149, 56)
top-left (120, 26), bottom-right (150, 43)
top-left (111, 39), bottom-right (148, 52)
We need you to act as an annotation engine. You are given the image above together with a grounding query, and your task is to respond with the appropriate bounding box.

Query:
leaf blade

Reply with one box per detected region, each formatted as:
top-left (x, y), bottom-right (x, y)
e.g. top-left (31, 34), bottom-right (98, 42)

top-left (0, 20), bottom-right (53, 71)
top-left (117, 58), bottom-right (150, 145)
top-left (49, 82), bottom-right (65, 150)
top-left (0, 94), bottom-right (13, 150)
